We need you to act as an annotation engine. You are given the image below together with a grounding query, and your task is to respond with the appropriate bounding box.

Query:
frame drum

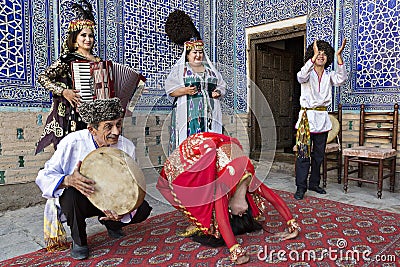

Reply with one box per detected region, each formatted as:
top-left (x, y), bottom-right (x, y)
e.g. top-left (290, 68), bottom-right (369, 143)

top-left (327, 114), bottom-right (340, 144)
top-left (80, 147), bottom-right (146, 215)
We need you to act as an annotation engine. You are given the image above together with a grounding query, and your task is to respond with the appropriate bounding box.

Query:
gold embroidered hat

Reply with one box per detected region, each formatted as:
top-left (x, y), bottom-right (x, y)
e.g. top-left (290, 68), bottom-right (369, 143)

top-left (67, 19), bottom-right (95, 33)
top-left (184, 39), bottom-right (204, 51)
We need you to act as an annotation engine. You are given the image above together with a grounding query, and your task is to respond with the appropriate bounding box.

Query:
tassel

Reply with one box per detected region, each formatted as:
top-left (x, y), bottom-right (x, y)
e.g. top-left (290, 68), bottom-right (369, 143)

top-left (45, 236), bottom-right (69, 252)
top-left (43, 199), bottom-right (69, 252)
top-left (296, 110), bottom-right (311, 158)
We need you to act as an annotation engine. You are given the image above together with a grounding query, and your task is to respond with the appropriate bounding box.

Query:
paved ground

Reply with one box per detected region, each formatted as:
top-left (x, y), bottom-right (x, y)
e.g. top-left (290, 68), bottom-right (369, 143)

top-left (1, 169), bottom-right (399, 262)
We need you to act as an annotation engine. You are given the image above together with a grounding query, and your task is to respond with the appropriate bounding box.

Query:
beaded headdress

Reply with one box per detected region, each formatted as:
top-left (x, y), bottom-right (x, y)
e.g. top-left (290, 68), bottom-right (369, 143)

top-left (184, 39), bottom-right (204, 51)
top-left (67, 19), bottom-right (95, 33)
top-left (61, 0), bottom-right (96, 54)
top-left (165, 10), bottom-right (203, 51)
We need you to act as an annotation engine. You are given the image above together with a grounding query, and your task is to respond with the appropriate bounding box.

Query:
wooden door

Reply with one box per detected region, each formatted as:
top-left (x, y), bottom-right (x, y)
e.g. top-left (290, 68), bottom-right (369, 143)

top-left (254, 45), bottom-right (294, 150)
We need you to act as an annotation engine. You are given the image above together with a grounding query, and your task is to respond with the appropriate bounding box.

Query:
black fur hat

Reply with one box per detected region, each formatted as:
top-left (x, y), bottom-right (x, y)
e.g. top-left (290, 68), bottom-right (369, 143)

top-left (79, 98), bottom-right (124, 124)
top-left (304, 40), bottom-right (334, 68)
top-left (165, 9), bottom-right (201, 46)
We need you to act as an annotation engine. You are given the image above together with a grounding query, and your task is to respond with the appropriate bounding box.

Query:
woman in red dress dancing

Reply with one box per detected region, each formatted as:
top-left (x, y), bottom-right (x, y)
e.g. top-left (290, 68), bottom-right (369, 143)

top-left (157, 132), bottom-right (299, 264)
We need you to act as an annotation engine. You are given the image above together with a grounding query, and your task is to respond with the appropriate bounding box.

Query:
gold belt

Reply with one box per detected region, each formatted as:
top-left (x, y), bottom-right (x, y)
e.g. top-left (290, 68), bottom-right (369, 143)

top-left (301, 106), bottom-right (327, 111)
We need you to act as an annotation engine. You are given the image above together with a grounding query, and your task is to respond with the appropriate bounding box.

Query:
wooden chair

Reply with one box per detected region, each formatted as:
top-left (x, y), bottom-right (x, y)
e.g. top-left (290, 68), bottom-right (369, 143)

top-left (322, 103), bottom-right (342, 187)
top-left (343, 103), bottom-right (399, 198)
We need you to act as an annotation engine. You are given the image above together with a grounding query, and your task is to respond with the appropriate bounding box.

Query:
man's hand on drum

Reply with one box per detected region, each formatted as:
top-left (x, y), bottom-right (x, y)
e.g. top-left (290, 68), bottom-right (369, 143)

top-left (62, 161), bottom-right (95, 197)
top-left (99, 210), bottom-right (123, 221)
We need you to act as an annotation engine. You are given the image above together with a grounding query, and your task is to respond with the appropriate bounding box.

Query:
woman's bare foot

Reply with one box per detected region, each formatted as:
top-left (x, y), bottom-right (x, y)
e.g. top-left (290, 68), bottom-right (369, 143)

top-left (229, 176), bottom-right (249, 216)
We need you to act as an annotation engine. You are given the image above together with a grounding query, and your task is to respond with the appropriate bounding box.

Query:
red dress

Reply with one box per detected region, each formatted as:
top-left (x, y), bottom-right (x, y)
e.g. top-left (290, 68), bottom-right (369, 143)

top-left (157, 132), bottom-right (293, 249)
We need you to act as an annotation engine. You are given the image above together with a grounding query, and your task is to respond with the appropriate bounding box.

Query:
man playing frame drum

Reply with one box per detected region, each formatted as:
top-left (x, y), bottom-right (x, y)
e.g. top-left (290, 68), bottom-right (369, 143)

top-left (36, 98), bottom-right (152, 260)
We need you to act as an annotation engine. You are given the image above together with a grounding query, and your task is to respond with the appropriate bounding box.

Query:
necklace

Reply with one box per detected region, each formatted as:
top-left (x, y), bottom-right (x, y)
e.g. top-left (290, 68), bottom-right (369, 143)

top-left (76, 50), bottom-right (96, 61)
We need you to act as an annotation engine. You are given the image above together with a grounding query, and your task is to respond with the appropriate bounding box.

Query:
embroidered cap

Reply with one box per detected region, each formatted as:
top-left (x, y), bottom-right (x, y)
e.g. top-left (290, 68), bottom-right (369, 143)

top-left (184, 39), bottom-right (204, 51)
top-left (67, 19), bottom-right (95, 33)
top-left (79, 98), bottom-right (124, 124)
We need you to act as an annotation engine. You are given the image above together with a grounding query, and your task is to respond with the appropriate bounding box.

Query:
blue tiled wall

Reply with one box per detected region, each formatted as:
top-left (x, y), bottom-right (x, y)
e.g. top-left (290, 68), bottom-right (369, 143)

top-left (0, 0), bottom-right (399, 112)
top-left (0, 0), bottom-right (201, 111)
top-left (341, 0), bottom-right (400, 110)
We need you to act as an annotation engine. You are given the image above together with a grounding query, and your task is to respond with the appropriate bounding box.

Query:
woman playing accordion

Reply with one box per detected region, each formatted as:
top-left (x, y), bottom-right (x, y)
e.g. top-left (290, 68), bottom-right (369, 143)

top-left (36, 1), bottom-right (100, 154)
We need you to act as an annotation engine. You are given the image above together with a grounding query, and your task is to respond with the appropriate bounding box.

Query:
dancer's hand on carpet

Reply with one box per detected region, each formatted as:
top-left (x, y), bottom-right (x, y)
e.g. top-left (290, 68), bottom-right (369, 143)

top-left (235, 255), bottom-right (249, 265)
top-left (230, 244), bottom-right (249, 265)
top-left (100, 209), bottom-right (123, 221)
top-left (273, 229), bottom-right (299, 240)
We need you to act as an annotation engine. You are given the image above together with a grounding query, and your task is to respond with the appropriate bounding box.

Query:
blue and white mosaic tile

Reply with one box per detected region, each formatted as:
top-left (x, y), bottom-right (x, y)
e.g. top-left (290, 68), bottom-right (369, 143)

top-left (0, 0), bottom-right (399, 112)
top-left (341, 0), bottom-right (400, 110)
top-left (216, 0), bottom-right (309, 113)
top-left (0, 0), bottom-right (201, 111)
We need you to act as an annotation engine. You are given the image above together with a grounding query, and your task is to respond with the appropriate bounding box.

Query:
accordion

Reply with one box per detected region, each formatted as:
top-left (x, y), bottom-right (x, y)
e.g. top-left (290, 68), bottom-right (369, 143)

top-left (71, 60), bottom-right (145, 110)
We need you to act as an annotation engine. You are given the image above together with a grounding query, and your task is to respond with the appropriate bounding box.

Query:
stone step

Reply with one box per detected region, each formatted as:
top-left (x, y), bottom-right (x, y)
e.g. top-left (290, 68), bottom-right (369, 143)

top-left (1, 143), bottom-right (54, 157)
top-left (0, 127), bottom-right (43, 143)
top-left (0, 152), bottom-right (51, 171)
top-left (0, 152), bottom-right (52, 162)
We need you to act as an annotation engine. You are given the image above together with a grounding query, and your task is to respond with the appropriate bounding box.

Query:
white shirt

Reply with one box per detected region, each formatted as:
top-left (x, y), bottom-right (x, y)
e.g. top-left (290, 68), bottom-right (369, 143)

top-left (36, 129), bottom-right (135, 198)
top-left (295, 59), bottom-right (347, 133)
top-left (36, 129), bottom-right (137, 222)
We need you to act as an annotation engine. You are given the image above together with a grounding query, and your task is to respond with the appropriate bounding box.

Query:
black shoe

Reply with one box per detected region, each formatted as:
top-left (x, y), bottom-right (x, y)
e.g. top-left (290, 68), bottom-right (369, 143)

top-left (107, 228), bottom-right (125, 239)
top-left (294, 188), bottom-right (305, 200)
top-left (131, 200), bottom-right (152, 223)
top-left (71, 241), bottom-right (89, 260)
top-left (308, 186), bottom-right (326, 194)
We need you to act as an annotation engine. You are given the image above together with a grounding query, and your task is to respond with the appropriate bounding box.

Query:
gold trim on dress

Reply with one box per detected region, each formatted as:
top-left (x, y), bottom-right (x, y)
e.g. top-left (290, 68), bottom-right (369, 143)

top-left (57, 102), bottom-right (65, 117)
top-left (177, 226), bottom-right (201, 237)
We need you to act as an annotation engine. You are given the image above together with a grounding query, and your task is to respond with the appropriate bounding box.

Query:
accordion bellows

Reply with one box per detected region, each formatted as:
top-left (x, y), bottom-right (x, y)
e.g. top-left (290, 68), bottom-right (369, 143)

top-left (71, 60), bottom-right (145, 111)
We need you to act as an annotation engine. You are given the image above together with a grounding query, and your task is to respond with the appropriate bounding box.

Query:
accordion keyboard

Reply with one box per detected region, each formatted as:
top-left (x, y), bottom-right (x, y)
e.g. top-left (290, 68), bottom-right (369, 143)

top-left (71, 61), bottom-right (114, 103)
top-left (71, 63), bottom-right (94, 102)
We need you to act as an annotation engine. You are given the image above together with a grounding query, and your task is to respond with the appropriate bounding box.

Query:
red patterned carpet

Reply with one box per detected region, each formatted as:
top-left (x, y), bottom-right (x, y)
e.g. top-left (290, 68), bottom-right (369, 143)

top-left (1, 190), bottom-right (399, 267)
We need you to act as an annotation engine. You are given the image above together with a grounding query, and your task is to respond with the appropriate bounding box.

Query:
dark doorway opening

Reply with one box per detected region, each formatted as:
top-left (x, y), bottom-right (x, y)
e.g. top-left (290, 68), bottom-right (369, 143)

top-left (249, 25), bottom-right (305, 160)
